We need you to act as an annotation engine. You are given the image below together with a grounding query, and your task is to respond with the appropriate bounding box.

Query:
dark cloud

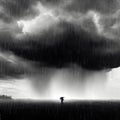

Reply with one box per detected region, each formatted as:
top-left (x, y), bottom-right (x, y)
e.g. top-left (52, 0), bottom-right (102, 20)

top-left (0, 50), bottom-right (38, 79)
top-left (0, 21), bottom-right (120, 70)
top-left (39, 0), bottom-right (119, 14)
top-left (65, 0), bottom-right (119, 14)
top-left (1, 0), bottom-right (118, 21)
top-left (0, 0), bottom-right (120, 72)
top-left (0, 0), bottom-right (39, 22)
top-left (0, 13), bottom-right (13, 23)
top-left (0, 60), bottom-right (23, 79)
top-left (0, 57), bottom-right (22, 79)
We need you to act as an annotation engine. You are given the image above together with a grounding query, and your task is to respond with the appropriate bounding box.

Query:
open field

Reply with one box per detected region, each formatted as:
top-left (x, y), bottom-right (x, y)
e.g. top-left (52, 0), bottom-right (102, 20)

top-left (0, 100), bottom-right (120, 120)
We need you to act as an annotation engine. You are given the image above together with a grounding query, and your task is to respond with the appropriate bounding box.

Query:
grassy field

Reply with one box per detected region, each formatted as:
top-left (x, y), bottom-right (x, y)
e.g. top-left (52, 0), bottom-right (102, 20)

top-left (0, 100), bottom-right (120, 120)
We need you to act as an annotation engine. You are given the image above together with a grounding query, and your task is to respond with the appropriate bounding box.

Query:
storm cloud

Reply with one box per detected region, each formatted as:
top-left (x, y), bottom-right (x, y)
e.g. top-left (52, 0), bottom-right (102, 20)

top-left (0, 0), bottom-right (120, 70)
top-left (0, 0), bottom-right (120, 99)
top-left (1, 21), bottom-right (120, 70)
top-left (0, 0), bottom-right (120, 75)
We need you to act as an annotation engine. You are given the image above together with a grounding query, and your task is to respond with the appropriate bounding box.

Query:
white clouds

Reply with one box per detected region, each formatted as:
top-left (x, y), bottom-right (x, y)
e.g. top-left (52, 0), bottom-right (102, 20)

top-left (16, 3), bottom-right (114, 40)
top-left (0, 78), bottom-right (39, 99)
top-left (17, 3), bottom-right (59, 35)
top-left (87, 11), bottom-right (103, 34)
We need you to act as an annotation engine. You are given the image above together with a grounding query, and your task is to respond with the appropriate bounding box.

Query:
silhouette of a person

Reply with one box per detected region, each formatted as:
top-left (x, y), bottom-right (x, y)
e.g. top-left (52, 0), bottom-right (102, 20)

top-left (60, 97), bottom-right (64, 104)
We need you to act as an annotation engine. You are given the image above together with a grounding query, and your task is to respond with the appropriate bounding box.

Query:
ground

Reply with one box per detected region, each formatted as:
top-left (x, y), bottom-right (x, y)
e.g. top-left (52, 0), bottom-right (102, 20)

top-left (0, 100), bottom-right (120, 120)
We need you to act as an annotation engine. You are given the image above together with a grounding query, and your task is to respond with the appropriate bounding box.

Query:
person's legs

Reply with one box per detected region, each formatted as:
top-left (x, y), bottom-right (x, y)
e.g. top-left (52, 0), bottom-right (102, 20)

top-left (61, 99), bottom-right (64, 104)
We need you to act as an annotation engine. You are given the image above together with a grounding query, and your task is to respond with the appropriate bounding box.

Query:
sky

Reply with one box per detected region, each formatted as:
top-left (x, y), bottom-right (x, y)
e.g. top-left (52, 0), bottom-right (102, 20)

top-left (1, 0), bottom-right (120, 100)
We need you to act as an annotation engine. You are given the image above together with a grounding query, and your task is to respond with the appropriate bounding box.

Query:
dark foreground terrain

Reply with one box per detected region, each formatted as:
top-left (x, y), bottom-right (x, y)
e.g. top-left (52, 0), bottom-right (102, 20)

top-left (0, 100), bottom-right (120, 120)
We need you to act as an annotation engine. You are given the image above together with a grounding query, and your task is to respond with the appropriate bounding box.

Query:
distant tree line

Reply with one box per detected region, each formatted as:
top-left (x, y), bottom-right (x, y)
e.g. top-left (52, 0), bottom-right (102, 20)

top-left (0, 95), bottom-right (12, 100)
